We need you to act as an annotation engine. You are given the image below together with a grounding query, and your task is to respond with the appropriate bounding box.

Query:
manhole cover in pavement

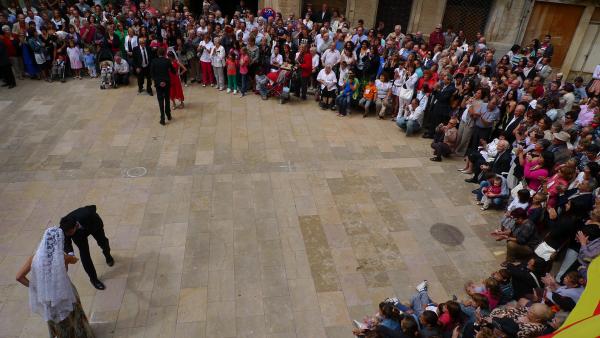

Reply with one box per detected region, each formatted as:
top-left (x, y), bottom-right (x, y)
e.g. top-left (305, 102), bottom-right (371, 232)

top-left (430, 223), bottom-right (465, 246)
top-left (125, 167), bottom-right (147, 178)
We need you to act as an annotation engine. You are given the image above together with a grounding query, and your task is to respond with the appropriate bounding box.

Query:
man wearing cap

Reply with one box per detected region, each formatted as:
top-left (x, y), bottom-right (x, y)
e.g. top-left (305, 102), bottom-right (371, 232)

top-left (549, 131), bottom-right (572, 165)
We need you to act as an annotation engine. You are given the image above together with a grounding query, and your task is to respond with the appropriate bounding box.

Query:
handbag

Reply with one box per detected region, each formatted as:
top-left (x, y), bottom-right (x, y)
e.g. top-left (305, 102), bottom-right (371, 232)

top-left (399, 84), bottom-right (413, 101)
top-left (34, 52), bottom-right (46, 65)
top-left (534, 241), bottom-right (556, 261)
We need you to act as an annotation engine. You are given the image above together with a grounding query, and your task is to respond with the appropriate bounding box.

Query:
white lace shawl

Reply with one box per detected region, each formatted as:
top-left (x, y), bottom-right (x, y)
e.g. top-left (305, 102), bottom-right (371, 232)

top-left (29, 227), bottom-right (76, 322)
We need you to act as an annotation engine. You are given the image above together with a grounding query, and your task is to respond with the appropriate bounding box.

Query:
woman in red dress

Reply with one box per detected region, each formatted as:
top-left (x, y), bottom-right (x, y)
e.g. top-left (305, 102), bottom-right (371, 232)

top-left (168, 51), bottom-right (187, 109)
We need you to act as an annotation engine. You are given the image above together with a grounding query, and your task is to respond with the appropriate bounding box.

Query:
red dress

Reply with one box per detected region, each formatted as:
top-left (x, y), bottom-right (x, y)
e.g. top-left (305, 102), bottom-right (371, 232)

top-left (169, 61), bottom-right (184, 102)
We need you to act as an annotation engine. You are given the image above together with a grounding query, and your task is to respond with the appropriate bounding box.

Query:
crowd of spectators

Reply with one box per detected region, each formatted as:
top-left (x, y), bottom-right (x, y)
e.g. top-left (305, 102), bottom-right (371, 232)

top-left (1, 1), bottom-right (600, 337)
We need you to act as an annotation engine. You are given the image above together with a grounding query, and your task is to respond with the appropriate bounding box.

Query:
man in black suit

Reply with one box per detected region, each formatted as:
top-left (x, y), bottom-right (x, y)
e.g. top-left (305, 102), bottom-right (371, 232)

top-left (312, 3), bottom-right (331, 23)
top-left (465, 45), bottom-right (481, 67)
top-left (424, 73), bottom-right (455, 138)
top-left (132, 38), bottom-right (153, 95)
top-left (466, 140), bottom-right (512, 183)
top-left (60, 205), bottom-right (114, 290)
top-left (501, 103), bottom-right (526, 144)
top-left (151, 47), bottom-right (175, 125)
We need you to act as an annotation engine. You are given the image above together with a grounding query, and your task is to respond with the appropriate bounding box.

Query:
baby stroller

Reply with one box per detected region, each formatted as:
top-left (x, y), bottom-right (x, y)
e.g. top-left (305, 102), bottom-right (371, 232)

top-left (99, 60), bottom-right (116, 89)
top-left (266, 66), bottom-right (295, 104)
top-left (50, 57), bottom-right (66, 83)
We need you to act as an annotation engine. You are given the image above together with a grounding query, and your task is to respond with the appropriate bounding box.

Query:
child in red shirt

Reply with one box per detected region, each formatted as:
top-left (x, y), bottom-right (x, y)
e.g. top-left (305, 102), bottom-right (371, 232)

top-left (226, 53), bottom-right (238, 94)
top-left (479, 176), bottom-right (503, 210)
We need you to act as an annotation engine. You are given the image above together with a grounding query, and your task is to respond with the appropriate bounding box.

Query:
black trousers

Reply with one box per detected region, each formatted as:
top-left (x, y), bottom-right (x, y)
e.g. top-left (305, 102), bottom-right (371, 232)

top-left (295, 76), bottom-right (309, 99)
top-left (156, 83), bottom-right (171, 122)
top-left (72, 225), bottom-right (111, 281)
top-left (137, 66), bottom-right (151, 92)
top-left (0, 64), bottom-right (16, 87)
top-left (115, 73), bottom-right (129, 85)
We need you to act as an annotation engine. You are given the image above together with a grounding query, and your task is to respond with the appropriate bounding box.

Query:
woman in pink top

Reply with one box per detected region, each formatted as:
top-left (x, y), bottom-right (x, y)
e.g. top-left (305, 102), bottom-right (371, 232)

top-left (544, 165), bottom-right (576, 208)
top-left (519, 150), bottom-right (553, 192)
top-left (239, 47), bottom-right (250, 97)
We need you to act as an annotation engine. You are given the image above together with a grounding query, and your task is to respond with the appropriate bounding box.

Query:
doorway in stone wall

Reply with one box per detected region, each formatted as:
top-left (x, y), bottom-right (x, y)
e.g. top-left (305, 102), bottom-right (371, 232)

top-left (302, 0), bottom-right (347, 20)
top-left (442, 0), bottom-right (493, 43)
top-left (375, 0), bottom-right (413, 35)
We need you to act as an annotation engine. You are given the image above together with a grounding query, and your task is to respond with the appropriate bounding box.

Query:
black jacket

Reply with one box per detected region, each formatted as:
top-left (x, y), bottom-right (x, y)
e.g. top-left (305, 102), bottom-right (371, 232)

top-left (151, 57), bottom-right (174, 86)
top-left (431, 83), bottom-right (455, 118)
top-left (312, 11), bottom-right (331, 23)
top-left (63, 205), bottom-right (103, 253)
top-left (491, 150), bottom-right (512, 175)
top-left (132, 45), bottom-right (153, 69)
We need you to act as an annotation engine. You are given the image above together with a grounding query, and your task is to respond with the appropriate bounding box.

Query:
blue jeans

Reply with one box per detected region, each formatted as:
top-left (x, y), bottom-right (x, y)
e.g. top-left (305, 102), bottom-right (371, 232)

top-left (336, 94), bottom-right (351, 115)
top-left (396, 117), bottom-right (421, 136)
top-left (240, 73), bottom-right (248, 95)
top-left (475, 181), bottom-right (504, 205)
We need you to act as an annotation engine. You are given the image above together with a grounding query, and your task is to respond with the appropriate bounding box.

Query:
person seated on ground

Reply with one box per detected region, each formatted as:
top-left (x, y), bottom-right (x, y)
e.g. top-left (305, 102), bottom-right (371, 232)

top-left (491, 207), bottom-right (539, 263)
top-left (491, 269), bottom-right (514, 305)
top-left (478, 176), bottom-right (503, 210)
top-left (418, 310), bottom-right (442, 338)
top-left (336, 70), bottom-right (358, 117)
top-left (474, 173), bottom-right (509, 209)
top-left (507, 189), bottom-right (531, 213)
top-left (113, 55), bottom-right (129, 85)
top-left (359, 76), bottom-right (377, 117)
top-left (459, 293), bottom-right (491, 332)
top-left (505, 257), bottom-right (545, 301)
top-left (540, 271), bottom-right (583, 312)
top-left (465, 277), bottom-right (502, 310)
top-left (429, 117), bottom-right (458, 162)
top-left (352, 302), bottom-right (402, 336)
top-left (316, 63), bottom-right (337, 110)
top-left (397, 85), bottom-right (429, 136)
top-left (255, 68), bottom-right (268, 100)
top-left (465, 140), bottom-right (511, 183)
top-left (484, 303), bottom-right (553, 338)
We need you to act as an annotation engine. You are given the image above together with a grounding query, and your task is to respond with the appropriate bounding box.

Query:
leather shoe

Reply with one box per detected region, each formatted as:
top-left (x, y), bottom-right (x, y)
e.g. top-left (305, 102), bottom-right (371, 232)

top-left (147, 90), bottom-right (153, 96)
top-left (464, 178), bottom-right (478, 183)
top-left (91, 279), bottom-right (106, 290)
top-left (166, 114), bottom-right (172, 121)
top-left (159, 120), bottom-right (166, 125)
top-left (106, 255), bottom-right (115, 267)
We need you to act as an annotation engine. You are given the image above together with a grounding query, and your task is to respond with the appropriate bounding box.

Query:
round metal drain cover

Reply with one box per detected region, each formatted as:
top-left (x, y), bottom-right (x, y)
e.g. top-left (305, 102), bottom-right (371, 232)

top-left (125, 167), bottom-right (147, 178)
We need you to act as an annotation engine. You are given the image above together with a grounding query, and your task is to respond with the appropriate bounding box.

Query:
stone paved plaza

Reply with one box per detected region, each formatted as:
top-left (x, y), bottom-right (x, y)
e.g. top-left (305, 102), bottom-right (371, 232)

top-left (0, 80), bottom-right (505, 337)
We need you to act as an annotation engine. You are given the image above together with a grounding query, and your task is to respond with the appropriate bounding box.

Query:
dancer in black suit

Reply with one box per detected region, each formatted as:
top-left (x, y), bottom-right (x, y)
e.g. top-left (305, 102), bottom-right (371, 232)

top-left (151, 47), bottom-right (175, 125)
top-left (60, 205), bottom-right (114, 290)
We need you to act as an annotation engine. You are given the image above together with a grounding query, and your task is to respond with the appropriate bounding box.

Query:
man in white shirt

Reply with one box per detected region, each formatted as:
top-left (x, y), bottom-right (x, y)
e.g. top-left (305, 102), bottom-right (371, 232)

top-left (321, 43), bottom-right (340, 70)
top-left (113, 56), bottom-right (130, 85)
top-left (317, 64), bottom-right (337, 109)
top-left (24, 10), bottom-right (43, 31)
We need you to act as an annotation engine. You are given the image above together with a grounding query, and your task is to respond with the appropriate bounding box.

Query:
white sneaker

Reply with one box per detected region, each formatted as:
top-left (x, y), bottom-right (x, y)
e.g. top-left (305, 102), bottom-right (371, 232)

top-left (227, 88), bottom-right (231, 93)
top-left (233, 90), bottom-right (238, 94)
top-left (416, 280), bottom-right (428, 292)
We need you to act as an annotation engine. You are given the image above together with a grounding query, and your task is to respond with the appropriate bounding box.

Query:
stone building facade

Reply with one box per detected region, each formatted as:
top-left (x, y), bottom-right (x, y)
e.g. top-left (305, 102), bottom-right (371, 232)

top-left (249, 0), bottom-right (600, 79)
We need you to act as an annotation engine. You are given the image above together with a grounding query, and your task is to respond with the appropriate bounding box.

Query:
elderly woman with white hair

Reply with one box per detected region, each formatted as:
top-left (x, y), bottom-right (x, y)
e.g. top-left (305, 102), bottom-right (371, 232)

top-left (16, 227), bottom-right (95, 337)
top-left (317, 63), bottom-right (337, 109)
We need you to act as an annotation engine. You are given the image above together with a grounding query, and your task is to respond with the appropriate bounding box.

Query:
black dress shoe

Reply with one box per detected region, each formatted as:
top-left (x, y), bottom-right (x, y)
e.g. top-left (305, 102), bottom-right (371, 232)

top-left (430, 156), bottom-right (442, 162)
top-left (106, 255), bottom-right (115, 267)
top-left (91, 279), bottom-right (106, 290)
top-left (160, 120), bottom-right (166, 125)
top-left (465, 178), bottom-right (478, 183)
top-left (166, 114), bottom-right (172, 121)
top-left (147, 90), bottom-right (153, 96)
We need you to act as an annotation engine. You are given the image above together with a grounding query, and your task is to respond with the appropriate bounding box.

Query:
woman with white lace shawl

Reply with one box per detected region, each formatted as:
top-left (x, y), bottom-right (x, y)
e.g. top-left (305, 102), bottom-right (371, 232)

top-left (16, 227), bottom-right (95, 338)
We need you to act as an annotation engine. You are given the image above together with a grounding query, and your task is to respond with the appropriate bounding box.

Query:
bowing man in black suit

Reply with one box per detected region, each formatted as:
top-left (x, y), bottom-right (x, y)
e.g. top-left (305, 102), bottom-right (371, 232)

top-left (312, 3), bottom-right (331, 23)
top-left (60, 205), bottom-right (113, 290)
top-left (132, 38), bottom-right (153, 95)
top-left (151, 47), bottom-right (175, 125)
